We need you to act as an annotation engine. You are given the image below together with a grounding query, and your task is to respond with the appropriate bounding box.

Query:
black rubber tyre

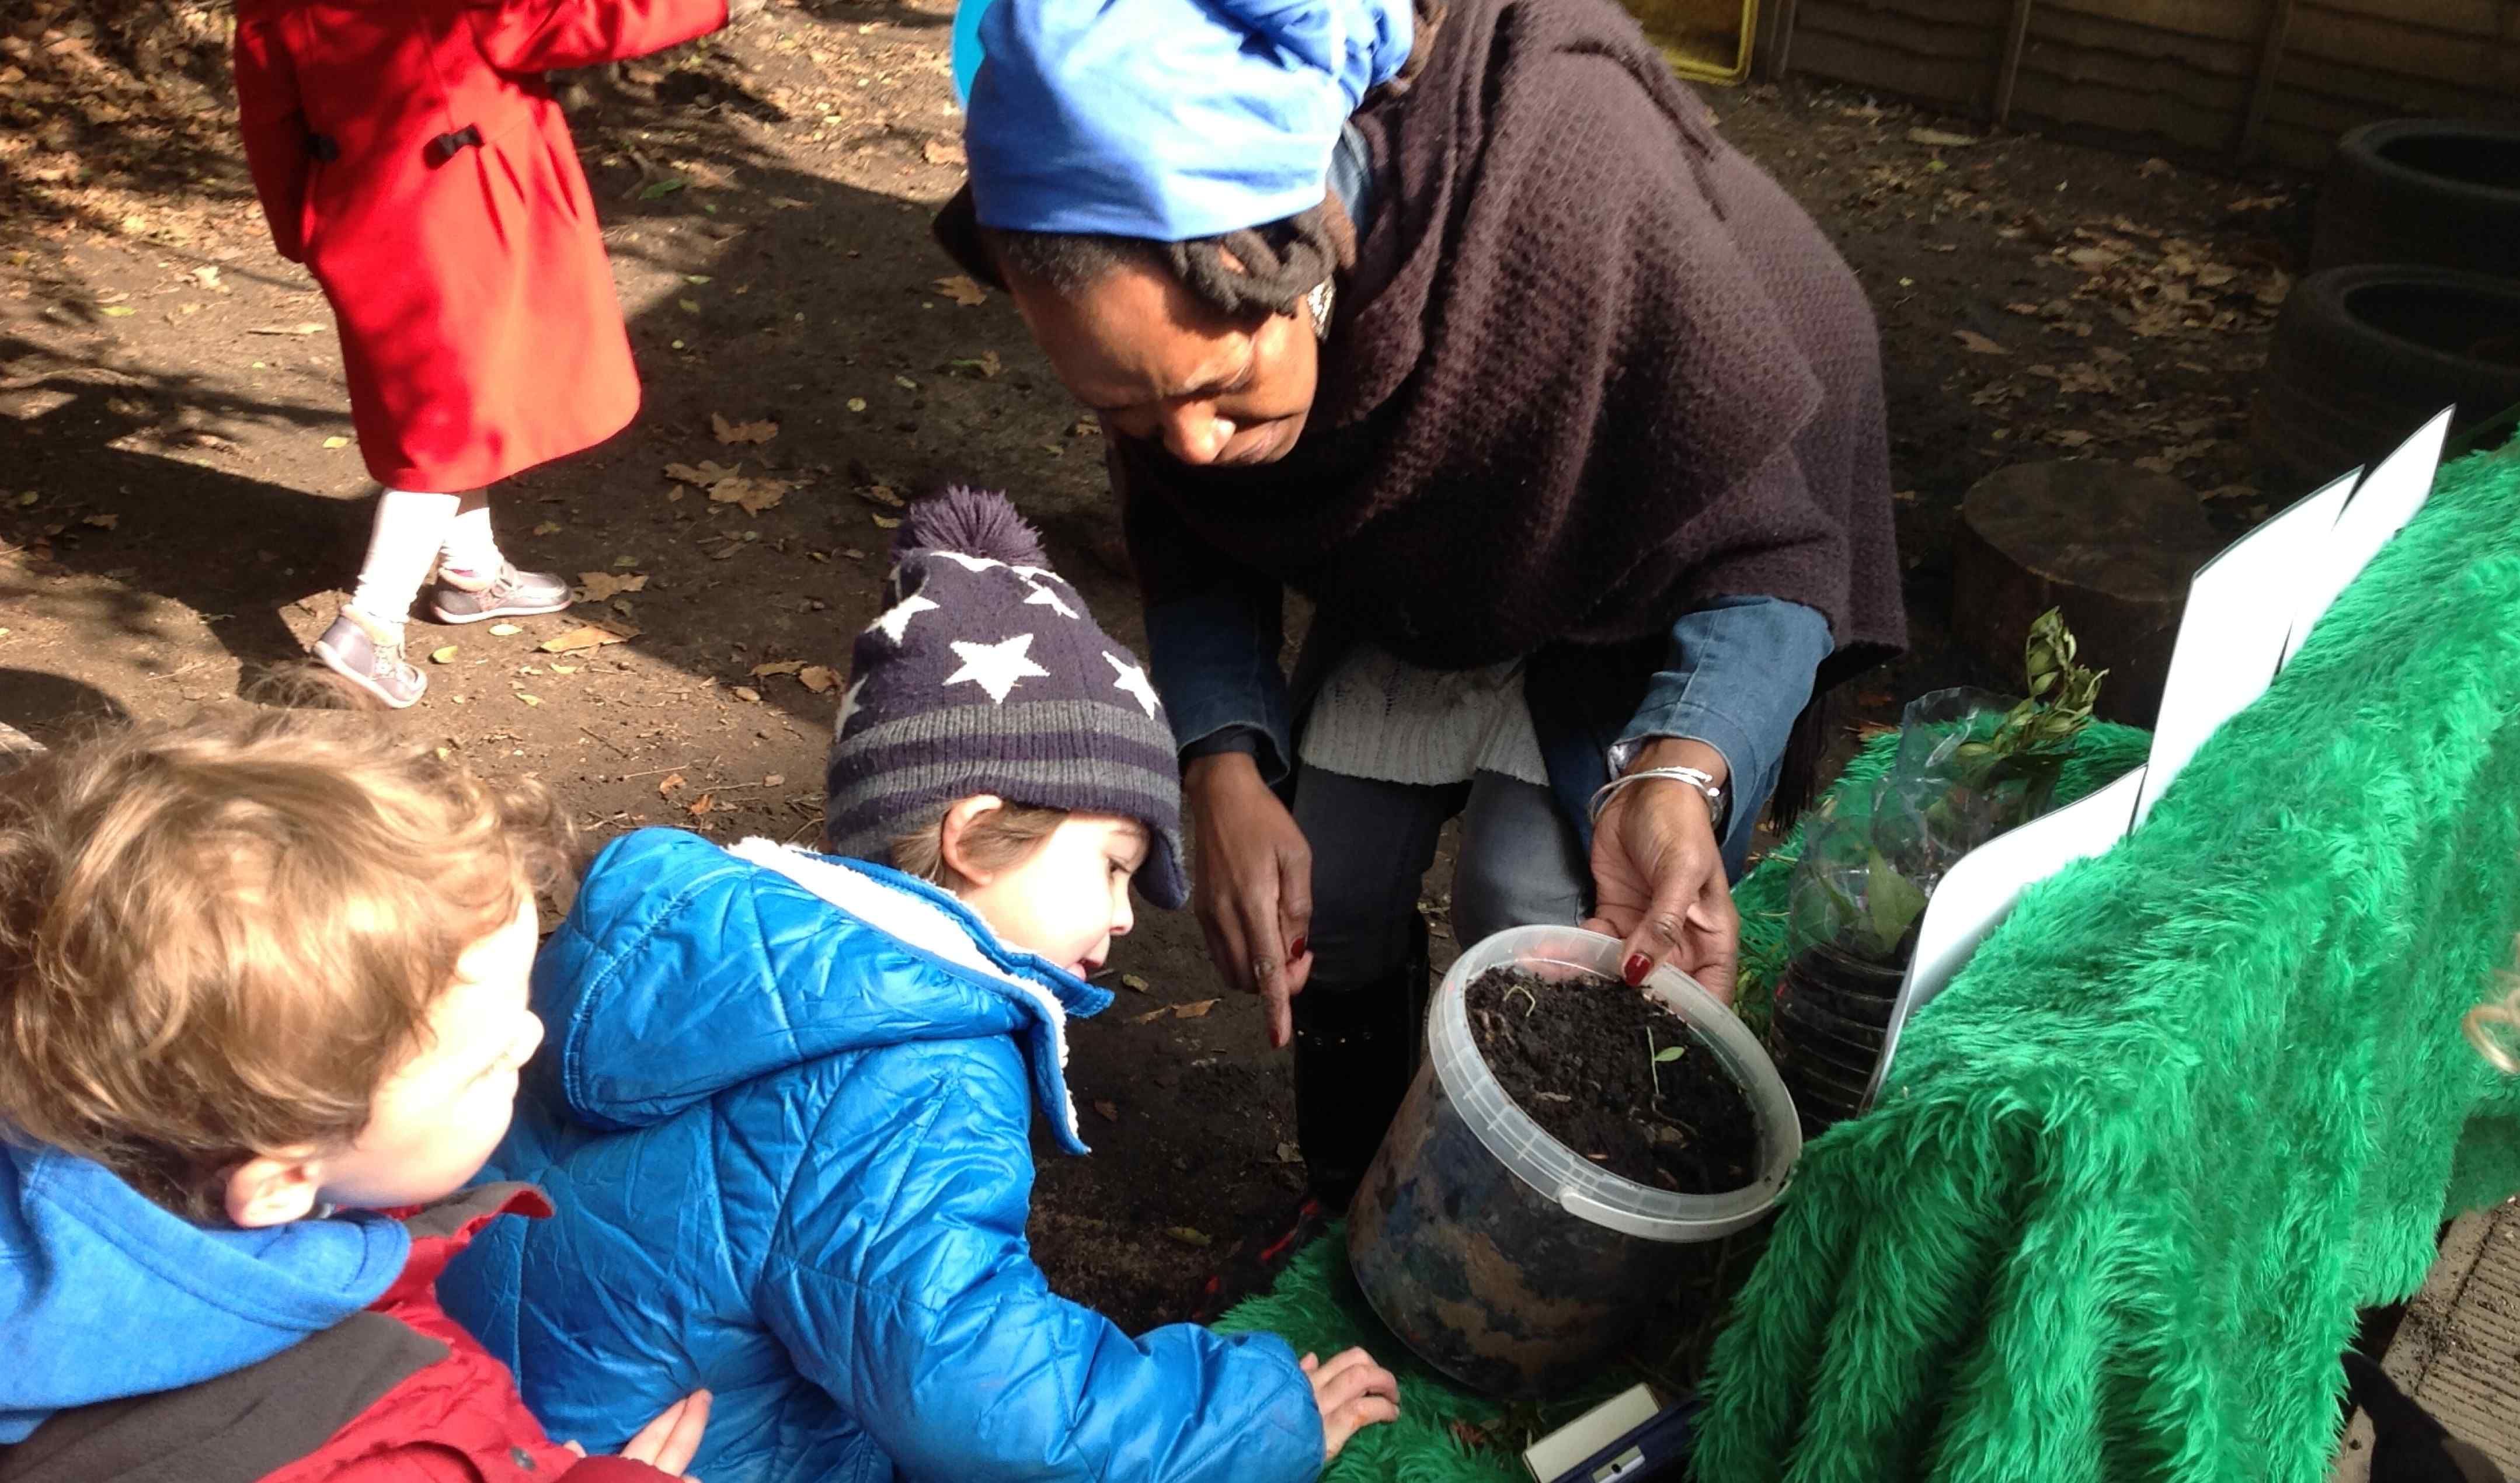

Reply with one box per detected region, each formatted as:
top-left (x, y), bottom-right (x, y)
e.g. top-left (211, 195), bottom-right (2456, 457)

top-left (2309, 119), bottom-right (2520, 279)
top-left (2254, 265), bottom-right (2520, 493)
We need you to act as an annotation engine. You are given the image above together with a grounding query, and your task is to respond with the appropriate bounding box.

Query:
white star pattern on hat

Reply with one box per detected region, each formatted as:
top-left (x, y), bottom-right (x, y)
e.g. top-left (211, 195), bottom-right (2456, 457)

top-left (834, 676), bottom-right (868, 737)
top-left (933, 552), bottom-right (1005, 574)
top-left (868, 592), bottom-right (938, 644)
top-left (1010, 565), bottom-right (1066, 587)
top-left (1024, 583), bottom-right (1079, 620)
top-left (1105, 652), bottom-right (1161, 718)
top-left (945, 633), bottom-right (1050, 704)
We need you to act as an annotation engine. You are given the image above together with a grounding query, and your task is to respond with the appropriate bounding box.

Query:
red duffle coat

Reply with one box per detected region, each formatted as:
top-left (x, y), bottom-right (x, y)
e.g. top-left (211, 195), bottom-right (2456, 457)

top-left (233, 0), bottom-right (726, 493)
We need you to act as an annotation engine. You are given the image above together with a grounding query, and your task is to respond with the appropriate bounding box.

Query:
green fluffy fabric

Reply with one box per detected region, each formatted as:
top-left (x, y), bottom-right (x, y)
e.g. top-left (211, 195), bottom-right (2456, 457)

top-left (1693, 450), bottom-right (2520, 1483)
top-left (1217, 1234), bottom-right (1523, 1483)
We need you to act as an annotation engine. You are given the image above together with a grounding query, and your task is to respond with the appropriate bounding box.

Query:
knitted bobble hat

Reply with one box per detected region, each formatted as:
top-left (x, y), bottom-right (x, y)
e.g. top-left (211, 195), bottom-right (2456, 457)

top-left (824, 487), bottom-right (1189, 910)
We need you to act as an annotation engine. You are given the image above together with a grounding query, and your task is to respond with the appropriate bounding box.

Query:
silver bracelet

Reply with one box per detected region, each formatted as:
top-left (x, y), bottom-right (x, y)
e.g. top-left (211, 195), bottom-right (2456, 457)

top-left (1589, 765), bottom-right (1727, 831)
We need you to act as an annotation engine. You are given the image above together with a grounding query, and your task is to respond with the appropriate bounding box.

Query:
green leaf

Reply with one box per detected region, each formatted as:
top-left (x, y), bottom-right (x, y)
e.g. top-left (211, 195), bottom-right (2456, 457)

top-left (1863, 851), bottom-right (1930, 955)
top-left (1654, 1046), bottom-right (1686, 1063)
top-left (638, 177), bottom-right (689, 201)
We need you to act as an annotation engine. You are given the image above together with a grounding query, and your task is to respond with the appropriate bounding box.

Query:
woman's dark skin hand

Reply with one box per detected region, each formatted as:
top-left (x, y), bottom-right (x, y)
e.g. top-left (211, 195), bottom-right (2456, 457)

top-left (1582, 737), bottom-right (1741, 1002)
top-left (1185, 752), bottom-right (1315, 1047)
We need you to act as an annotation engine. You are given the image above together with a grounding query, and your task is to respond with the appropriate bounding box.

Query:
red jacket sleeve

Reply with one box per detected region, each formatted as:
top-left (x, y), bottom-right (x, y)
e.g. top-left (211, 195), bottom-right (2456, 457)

top-left (231, 6), bottom-right (312, 262)
top-left (468, 0), bottom-right (730, 74)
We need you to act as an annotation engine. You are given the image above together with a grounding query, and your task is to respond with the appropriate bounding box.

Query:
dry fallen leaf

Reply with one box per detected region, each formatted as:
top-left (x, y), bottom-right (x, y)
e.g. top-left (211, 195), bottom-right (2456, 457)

top-left (657, 772), bottom-right (686, 798)
top-left (798, 664), bottom-right (838, 694)
top-left (540, 624), bottom-right (636, 653)
top-left (81, 513), bottom-right (118, 529)
top-left (923, 138), bottom-right (967, 168)
top-left (709, 476), bottom-right (788, 516)
top-left (935, 275), bottom-right (988, 307)
top-left (1954, 330), bottom-right (2010, 356)
top-left (1274, 1141), bottom-right (1302, 1164)
top-left (1164, 1227), bottom-right (1213, 1249)
top-left (322, 435), bottom-right (351, 448)
top-left (869, 513), bottom-right (902, 530)
top-left (1174, 999), bottom-right (1217, 1019)
top-left (488, 623), bottom-right (523, 637)
top-left (1119, 973), bottom-right (1151, 994)
top-left (516, 693), bottom-right (542, 707)
top-left (430, 645), bottom-right (460, 664)
top-left (577, 570), bottom-right (648, 601)
top-left (731, 685), bottom-right (763, 704)
top-left (532, 520), bottom-right (564, 536)
top-left (1093, 1100), bottom-right (1119, 1123)
top-left (845, 398), bottom-right (868, 413)
top-left (857, 483), bottom-right (906, 509)
top-left (246, 322), bottom-right (325, 336)
top-left (764, 774), bottom-right (786, 787)
top-left (750, 659), bottom-right (806, 678)
top-left (1906, 127), bottom-right (1979, 148)
top-left (1127, 1007), bottom-right (1170, 1025)
top-left (712, 412), bottom-right (779, 445)
top-left (688, 792), bottom-right (715, 816)
top-left (664, 459), bottom-right (741, 488)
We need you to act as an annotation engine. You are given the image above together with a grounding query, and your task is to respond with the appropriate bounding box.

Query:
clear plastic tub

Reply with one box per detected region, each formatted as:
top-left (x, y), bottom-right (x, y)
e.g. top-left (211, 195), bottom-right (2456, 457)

top-left (1346, 926), bottom-right (1800, 1394)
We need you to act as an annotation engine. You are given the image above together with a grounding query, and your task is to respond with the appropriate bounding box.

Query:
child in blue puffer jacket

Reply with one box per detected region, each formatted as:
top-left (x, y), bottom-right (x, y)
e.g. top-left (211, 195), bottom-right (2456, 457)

top-left (443, 489), bottom-right (1400, 1482)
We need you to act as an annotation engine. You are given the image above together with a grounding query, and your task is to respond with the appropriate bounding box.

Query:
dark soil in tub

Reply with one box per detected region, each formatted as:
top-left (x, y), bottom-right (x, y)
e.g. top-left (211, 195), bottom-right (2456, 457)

top-left (1465, 966), bottom-right (1758, 1194)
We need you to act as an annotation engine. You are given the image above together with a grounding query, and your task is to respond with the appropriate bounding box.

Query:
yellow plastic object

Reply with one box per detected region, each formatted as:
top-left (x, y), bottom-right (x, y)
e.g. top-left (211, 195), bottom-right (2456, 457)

top-left (1622, 0), bottom-right (1759, 86)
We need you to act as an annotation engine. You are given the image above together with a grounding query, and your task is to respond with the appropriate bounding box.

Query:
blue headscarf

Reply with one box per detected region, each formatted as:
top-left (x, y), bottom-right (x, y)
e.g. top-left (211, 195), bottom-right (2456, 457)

top-left (964, 0), bottom-right (1415, 241)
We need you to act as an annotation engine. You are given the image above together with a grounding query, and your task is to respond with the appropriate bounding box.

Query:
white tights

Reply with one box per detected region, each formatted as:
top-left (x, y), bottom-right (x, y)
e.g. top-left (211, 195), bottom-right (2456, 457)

top-left (346, 488), bottom-right (504, 626)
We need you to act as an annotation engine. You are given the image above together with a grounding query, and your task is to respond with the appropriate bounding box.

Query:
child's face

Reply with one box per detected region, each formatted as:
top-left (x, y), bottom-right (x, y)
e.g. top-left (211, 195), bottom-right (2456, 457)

top-left (313, 892), bottom-right (545, 1212)
top-left (959, 813), bottom-right (1148, 977)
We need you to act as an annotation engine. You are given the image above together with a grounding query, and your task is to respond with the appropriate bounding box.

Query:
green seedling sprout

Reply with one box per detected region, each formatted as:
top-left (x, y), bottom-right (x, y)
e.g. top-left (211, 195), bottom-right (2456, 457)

top-left (1647, 1027), bottom-right (1685, 1098)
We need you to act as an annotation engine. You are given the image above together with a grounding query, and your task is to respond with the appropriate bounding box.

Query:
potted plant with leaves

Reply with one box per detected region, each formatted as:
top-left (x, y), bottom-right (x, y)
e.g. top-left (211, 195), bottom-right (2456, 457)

top-left (1770, 610), bottom-right (2104, 1126)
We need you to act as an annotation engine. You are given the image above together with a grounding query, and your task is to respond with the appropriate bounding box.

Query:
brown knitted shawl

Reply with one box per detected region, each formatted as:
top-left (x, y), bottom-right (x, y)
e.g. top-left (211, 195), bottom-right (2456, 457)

top-left (1116, 0), bottom-right (1905, 677)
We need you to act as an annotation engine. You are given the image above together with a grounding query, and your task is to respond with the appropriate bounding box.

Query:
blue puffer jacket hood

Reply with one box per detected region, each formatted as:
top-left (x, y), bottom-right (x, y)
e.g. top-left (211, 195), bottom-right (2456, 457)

top-left (0, 1143), bottom-right (407, 1443)
top-left (445, 828), bottom-right (1322, 1483)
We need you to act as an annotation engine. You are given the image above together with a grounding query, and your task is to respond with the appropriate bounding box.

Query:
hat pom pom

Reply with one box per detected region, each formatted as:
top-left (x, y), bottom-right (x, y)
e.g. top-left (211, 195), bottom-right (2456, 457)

top-left (897, 486), bottom-right (1050, 567)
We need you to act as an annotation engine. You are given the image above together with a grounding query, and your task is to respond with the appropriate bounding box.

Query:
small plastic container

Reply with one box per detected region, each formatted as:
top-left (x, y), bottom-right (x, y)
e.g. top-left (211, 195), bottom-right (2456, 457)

top-left (1347, 927), bottom-right (1800, 1395)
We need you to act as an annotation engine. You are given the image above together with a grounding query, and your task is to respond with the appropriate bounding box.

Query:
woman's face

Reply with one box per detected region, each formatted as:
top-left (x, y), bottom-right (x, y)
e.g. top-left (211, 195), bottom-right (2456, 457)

top-left (1005, 257), bottom-right (1320, 468)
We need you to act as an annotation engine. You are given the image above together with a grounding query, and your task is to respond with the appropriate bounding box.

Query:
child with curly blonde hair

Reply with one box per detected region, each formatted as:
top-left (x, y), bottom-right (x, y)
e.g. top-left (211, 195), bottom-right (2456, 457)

top-left (0, 711), bottom-right (708, 1481)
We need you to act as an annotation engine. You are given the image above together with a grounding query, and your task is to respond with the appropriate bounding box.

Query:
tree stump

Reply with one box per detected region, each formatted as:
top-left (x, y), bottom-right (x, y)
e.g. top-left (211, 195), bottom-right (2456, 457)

top-left (1951, 461), bottom-right (2225, 727)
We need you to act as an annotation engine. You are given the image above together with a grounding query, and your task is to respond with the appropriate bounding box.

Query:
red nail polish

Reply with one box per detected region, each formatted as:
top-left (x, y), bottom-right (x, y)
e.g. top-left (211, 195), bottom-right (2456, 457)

top-left (1624, 953), bottom-right (1651, 986)
top-left (1292, 935), bottom-right (1310, 959)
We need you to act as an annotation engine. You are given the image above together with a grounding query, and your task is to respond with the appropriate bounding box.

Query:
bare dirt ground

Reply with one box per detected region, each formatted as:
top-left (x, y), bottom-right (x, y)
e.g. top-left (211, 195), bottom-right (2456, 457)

top-left (0, 0), bottom-right (2309, 1335)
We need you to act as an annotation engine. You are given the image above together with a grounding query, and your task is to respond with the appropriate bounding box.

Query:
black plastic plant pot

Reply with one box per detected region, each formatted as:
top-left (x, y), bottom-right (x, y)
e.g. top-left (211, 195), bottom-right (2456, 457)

top-left (1775, 945), bottom-right (1906, 1028)
top-left (1771, 983), bottom-right (1886, 1068)
top-left (1346, 928), bottom-right (1801, 1397)
top-left (1771, 1038), bottom-right (1873, 1109)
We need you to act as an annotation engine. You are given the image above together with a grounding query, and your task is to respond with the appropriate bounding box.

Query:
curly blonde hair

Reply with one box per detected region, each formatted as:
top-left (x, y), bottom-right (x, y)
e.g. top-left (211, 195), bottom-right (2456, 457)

top-left (2466, 941), bottom-right (2520, 1075)
top-left (0, 710), bottom-right (570, 1220)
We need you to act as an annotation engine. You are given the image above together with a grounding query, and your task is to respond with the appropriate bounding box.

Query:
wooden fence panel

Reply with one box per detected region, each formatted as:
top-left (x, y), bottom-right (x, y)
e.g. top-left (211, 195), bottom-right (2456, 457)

top-left (1777, 0), bottom-right (2519, 170)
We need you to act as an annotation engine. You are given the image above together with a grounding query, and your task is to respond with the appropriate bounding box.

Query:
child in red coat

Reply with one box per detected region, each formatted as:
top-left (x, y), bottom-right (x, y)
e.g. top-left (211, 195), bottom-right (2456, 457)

top-left (234, 0), bottom-right (730, 707)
